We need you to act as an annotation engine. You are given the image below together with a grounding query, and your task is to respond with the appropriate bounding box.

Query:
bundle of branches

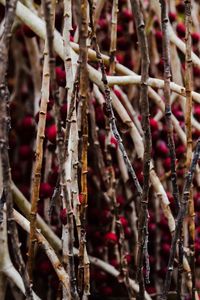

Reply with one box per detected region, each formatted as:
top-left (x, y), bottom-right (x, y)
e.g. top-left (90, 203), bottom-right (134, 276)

top-left (0, 0), bottom-right (200, 299)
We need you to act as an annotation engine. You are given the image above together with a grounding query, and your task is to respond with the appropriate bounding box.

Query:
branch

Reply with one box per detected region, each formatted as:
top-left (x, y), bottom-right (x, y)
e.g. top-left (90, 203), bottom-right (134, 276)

top-left (14, 210), bottom-right (71, 296)
top-left (130, 1), bottom-right (152, 297)
top-left (27, 27), bottom-right (50, 282)
top-left (160, 0), bottom-right (180, 212)
top-left (161, 139), bottom-right (200, 299)
top-left (12, 185), bottom-right (152, 300)
top-left (78, 0), bottom-right (90, 297)
top-left (184, 1), bottom-right (196, 298)
top-left (0, 0), bottom-right (32, 297)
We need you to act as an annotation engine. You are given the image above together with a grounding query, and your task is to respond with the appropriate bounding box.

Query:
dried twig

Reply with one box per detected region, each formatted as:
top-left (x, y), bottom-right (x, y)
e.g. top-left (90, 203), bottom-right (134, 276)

top-left (159, 0), bottom-right (180, 213)
top-left (12, 183), bottom-right (152, 300)
top-left (130, 1), bottom-right (152, 297)
top-left (78, 0), bottom-right (90, 296)
top-left (42, 0), bottom-right (77, 298)
top-left (185, 1), bottom-right (196, 299)
top-left (161, 139), bottom-right (200, 299)
top-left (14, 210), bottom-right (71, 296)
top-left (0, 0), bottom-right (32, 298)
top-left (27, 36), bottom-right (50, 282)
top-left (109, 0), bottom-right (118, 74)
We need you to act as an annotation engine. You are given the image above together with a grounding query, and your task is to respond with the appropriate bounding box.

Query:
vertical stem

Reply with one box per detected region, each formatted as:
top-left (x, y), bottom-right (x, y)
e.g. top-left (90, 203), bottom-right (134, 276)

top-left (159, 0), bottom-right (181, 297)
top-left (28, 39), bottom-right (50, 282)
top-left (0, 0), bottom-right (32, 298)
top-left (160, 0), bottom-right (180, 214)
top-left (185, 0), bottom-right (195, 299)
top-left (160, 139), bottom-right (200, 299)
top-left (78, 0), bottom-right (90, 296)
top-left (42, 0), bottom-right (77, 299)
top-left (130, 1), bottom-right (152, 298)
top-left (109, 0), bottom-right (118, 74)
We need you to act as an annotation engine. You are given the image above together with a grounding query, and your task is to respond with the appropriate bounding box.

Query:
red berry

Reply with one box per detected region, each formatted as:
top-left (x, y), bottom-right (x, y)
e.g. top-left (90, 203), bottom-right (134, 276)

top-left (169, 11), bottom-right (177, 23)
top-left (146, 286), bottom-right (156, 294)
top-left (156, 140), bottom-right (169, 157)
top-left (109, 258), bottom-right (119, 268)
top-left (122, 9), bottom-right (133, 21)
top-left (194, 67), bottom-right (200, 77)
top-left (116, 195), bottom-right (125, 206)
top-left (163, 157), bottom-right (171, 171)
top-left (173, 109), bottom-right (184, 121)
top-left (192, 32), bottom-right (200, 45)
top-left (195, 240), bottom-right (200, 252)
top-left (60, 208), bottom-right (67, 225)
top-left (155, 31), bottom-right (163, 43)
top-left (157, 59), bottom-right (164, 72)
top-left (176, 144), bottom-right (185, 159)
top-left (39, 182), bottom-right (53, 199)
top-left (148, 222), bottom-right (156, 233)
top-left (124, 226), bottom-right (132, 238)
top-left (126, 254), bottom-right (132, 264)
top-left (119, 216), bottom-right (128, 228)
top-left (150, 118), bottom-right (159, 132)
top-left (55, 67), bottom-right (66, 87)
top-left (176, 3), bottom-right (185, 14)
top-left (117, 25), bottom-right (124, 37)
top-left (194, 106), bottom-right (200, 121)
top-left (46, 124), bottom-right (57, 144)
top-left (21, 116), bottom-right (35, 129)
top-left (104, 232), bottom-right (118, 244)
top-left (176, 23), bottom-right (186, 38)
top-left (110, 136), bottom-right (118, 149)
top-left (19, 145), bottom-right (33, 160)
top-left (161, 242), bottom-right (171, 255)
top-left (97, 19), bottom-right (108, 31)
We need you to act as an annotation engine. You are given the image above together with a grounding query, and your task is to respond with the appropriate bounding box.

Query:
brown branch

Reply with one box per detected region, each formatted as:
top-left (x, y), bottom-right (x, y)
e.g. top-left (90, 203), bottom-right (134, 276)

top-left (161, 138), bottom-right (200, 299)
top-left (160, 0), bottom-right (180, 213)
top-left (78, 0), bottom-right (90, 296)
top-left (185, 1), bottom-right (195, 299)
top-left (42, 0), bottom-right (78, 298)
top-left (14, 210), bottom-right (71, 295)
top-left (130, 0), bottom-right (152, 297)
top-left (27, 38), bottom-right (50, 282)
top-left (109, 0), bottom-right (118, 74)
top-left (0, 0), bottom-right (32, 298)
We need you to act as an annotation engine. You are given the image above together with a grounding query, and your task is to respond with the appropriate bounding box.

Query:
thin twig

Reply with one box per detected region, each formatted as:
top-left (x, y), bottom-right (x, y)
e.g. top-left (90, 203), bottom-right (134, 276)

top-left (185, 1), bottom-right (196, 299)
top-left (12, 182), bottom-right (152, 300)
top-left (159, 0), bottom-right (180, 213)
top-left (161, 138), bottom-right (200, 299)
top-left (130, 0), bottom-right (152, 297)
top-left (14, 210), bottom-right (71, 295)
top-left (42, 0), bottom-right (77, 298)
top-left (27, 37), bottom-right (50, 282)
top-left (78, 0), bottom-right (90, 296)
top-left (0, 0), bottom-right (32, 297)
top-left (109, 0), bottom-right (118, 74)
